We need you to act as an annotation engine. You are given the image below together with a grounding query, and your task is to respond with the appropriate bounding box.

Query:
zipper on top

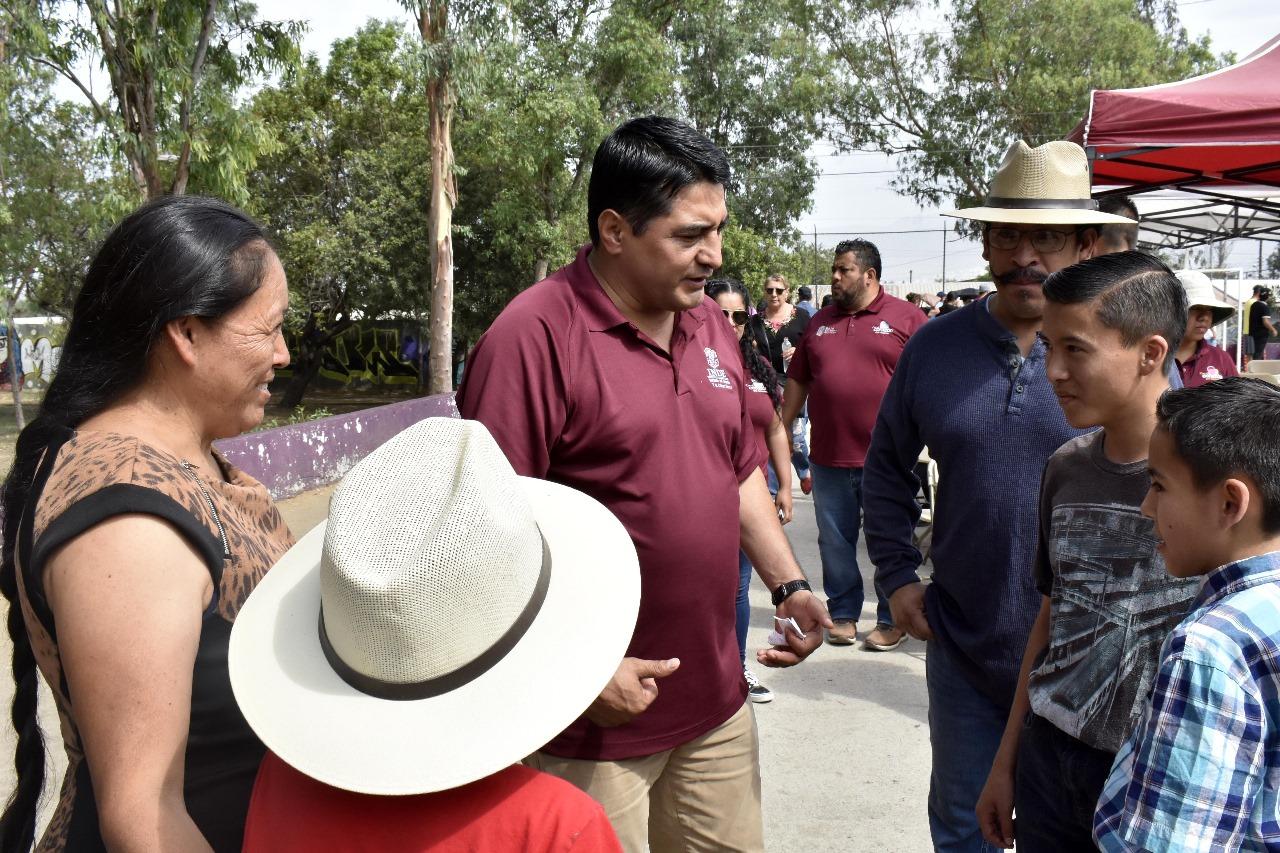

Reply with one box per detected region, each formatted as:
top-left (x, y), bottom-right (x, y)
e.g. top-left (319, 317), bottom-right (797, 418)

top-left (180, 461), bottom-right (231, 559)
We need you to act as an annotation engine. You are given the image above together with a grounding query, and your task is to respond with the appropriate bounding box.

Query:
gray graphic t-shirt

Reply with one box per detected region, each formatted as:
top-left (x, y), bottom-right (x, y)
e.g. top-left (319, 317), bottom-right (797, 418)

top-left (1027, 431), bottom-right (1201, 753)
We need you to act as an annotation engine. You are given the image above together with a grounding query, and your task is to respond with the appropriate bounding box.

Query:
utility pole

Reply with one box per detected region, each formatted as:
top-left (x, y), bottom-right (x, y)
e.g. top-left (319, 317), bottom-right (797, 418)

top-left (812, 226), bottom-right (819, 286)
top-left (940, 225), bottom-right (947, 288)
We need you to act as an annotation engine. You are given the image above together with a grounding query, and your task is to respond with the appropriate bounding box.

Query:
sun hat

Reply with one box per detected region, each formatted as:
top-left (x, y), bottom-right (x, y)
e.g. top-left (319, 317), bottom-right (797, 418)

top-left (945, 140), bottom-right (1138, 226)
top-left (1176, 269), bottom-right (1236, 325)
top-left (228, 417), bottom-right (640, 796)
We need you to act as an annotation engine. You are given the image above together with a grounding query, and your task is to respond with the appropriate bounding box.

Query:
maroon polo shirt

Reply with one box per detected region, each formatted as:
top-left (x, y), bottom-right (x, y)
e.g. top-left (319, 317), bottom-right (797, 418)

top-left (787, 289), bottom-right (925, 468)
top-left (456, 246), bottom-right (763, 761)
top-left (744, 375), bottom-right (776, 473)
top-left (1178, 339), bottom-right (1239, 388)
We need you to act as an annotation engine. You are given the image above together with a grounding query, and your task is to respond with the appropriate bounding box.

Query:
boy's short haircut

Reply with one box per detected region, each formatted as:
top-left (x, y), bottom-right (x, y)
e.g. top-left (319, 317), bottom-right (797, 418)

top-left (1042, 250), bottom-right (1187, 372)
top-left (1156, 376), bottom-right (1280, 533)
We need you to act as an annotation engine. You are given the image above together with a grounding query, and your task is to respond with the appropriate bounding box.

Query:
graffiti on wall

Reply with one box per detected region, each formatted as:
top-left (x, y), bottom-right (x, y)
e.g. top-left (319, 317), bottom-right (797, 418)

top-left (279, 322), bottom-right (424, 388)
top-left (0, 319), bottom-right (66, 390)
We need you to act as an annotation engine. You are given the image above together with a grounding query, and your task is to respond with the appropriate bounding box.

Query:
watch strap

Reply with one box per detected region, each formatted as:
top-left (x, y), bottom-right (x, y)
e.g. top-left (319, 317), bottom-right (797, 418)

top-left (771, 579), bottom-right (812, 606)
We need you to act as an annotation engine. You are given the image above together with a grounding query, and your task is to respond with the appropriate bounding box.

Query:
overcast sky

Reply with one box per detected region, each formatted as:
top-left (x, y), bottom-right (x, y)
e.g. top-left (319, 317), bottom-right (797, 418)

top-left (57, 0), bottom-right (1280, 284)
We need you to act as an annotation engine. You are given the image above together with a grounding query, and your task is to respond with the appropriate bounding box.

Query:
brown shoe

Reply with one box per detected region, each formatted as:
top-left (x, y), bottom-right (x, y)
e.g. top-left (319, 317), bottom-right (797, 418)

top-left (863, 623), bottom-right (906, 651)
top-left (825, 619), bottom-right (857, 645)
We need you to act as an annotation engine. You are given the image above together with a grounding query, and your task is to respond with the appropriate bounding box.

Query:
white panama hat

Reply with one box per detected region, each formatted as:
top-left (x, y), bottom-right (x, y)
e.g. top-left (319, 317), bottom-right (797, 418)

top-left (228, 417), bottom-right (640, 795)
top-left (945, 140), bottom-right (1138, 226)
top-left (1176, 269), bottom-right (1236, 326)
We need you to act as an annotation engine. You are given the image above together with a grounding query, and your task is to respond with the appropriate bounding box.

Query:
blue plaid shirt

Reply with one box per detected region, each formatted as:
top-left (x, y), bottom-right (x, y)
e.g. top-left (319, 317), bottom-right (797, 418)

top-left (1094, 551), bottom-right (1280, 852)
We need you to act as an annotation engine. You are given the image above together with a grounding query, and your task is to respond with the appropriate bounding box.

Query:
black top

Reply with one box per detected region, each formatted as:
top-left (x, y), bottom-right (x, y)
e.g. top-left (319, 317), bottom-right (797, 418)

top-left (1251, 300), bottom-right (1272, 347)
top-left (17, 428), bottom-right (290, 852)
top-left (755, 307), bottom-right (810, 375)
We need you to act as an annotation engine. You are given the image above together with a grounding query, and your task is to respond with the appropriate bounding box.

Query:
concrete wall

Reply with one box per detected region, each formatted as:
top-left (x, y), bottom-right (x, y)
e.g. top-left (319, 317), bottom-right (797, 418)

top-left (215, 393), bottom-right (459, 500)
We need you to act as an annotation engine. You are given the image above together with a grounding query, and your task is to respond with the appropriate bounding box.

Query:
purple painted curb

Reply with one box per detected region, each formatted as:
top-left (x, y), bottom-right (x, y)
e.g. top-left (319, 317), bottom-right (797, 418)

top-left (215, 393), bottom-right (459, 500)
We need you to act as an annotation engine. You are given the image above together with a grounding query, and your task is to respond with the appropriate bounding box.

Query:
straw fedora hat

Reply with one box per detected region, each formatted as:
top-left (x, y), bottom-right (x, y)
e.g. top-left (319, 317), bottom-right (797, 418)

top-left (945, 140), bottom-right (1138, 226)
top-left (228, 417), bottom-right (640, 796)
top-left (1176, 269), bottom-right (1236, 325)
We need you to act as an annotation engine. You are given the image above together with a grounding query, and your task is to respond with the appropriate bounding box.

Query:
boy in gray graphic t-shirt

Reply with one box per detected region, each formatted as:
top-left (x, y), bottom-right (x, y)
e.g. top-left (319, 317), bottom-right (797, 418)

top-left (976, 253), bottom-right (1201, 851)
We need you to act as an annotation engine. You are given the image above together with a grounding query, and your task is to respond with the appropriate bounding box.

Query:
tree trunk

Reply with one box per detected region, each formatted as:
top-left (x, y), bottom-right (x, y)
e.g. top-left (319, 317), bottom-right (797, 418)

top-left (6, 301), bottom-right (24, 431)
top-left (279, 350), bottom-right (322, 410)
top-left (533, 257), bottom-right (550, 282)
top-left (420, 2), bottom-right (456, 396)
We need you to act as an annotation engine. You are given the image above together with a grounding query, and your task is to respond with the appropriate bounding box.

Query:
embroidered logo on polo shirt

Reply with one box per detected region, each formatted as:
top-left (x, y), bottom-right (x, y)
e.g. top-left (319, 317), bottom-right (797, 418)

top-left (748, 380), bottom-right (768, 393)
top-left (1201, 365), bottom-right (1223, 382)
top-left (815, 325), bottom-right (837, 337)
top-left (703, 347), bottom-right (733, 390)
top-left (872, 320), bottom-right (893, 335)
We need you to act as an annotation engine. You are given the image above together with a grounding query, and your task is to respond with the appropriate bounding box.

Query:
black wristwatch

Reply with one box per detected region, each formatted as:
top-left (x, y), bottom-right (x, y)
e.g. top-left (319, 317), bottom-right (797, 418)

top-left (771, 579), bottom-right (812, 606)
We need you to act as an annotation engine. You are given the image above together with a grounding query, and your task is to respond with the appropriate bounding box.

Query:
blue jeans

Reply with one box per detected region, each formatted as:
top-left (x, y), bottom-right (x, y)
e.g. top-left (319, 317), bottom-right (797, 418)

top-left (810, 461), bottom-right (891, 625)
top-left (1014, 714), bottom-right (1116, 852)
top-left (926, 638), bottom-right (1006, 853)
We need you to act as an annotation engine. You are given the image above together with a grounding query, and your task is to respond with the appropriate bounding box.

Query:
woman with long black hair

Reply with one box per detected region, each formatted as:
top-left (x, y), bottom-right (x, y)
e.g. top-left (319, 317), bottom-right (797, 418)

top-left (0, 196), bottom-right (295, 851)
top-left (706, 278), bottom-right (792, 704)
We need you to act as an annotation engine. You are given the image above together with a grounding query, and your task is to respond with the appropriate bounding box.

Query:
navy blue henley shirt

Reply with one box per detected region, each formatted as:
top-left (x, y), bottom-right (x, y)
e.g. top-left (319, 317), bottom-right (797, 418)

top-left (863, 298), bottom-right (1083, 708)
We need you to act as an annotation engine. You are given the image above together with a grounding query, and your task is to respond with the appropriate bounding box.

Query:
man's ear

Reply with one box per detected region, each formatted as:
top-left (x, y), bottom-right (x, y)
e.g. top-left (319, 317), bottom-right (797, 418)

top-left (1076, 227), bottom-right (1100, 261)
top-left (162, 316), bottom-right (201, 369)
top-left (1221, 477), bottom-right (1252, 530)
top-left (596, 210), bottom-right (629, 257)
top-left (1140, 335), bottom-right (1169, 377)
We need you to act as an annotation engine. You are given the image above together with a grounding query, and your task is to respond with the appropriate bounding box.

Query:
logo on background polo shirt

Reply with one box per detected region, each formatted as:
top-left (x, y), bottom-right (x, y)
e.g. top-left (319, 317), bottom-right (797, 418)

top-left (872, 320), bottom-right (893, 335)
top-left (1201, 365), bottom-right (1223, 382)
top-left (704, 347), bottom-right (733, 390)
top-left (816, 325), bottom-right (837, 337)
top-left (748, 379), bottom-right (768, 393)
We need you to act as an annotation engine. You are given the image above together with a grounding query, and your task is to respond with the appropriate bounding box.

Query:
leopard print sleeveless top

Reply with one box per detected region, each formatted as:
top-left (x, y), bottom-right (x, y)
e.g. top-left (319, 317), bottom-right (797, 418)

top-left (14, 429), bottom-right (296, 851)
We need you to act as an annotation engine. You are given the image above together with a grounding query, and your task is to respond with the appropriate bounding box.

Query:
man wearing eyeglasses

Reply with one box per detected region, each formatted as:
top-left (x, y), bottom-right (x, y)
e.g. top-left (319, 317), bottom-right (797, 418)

top-left (861, 140), bottom-right (1137, 853)
top-left (781, 239), bottom-right (924, 652)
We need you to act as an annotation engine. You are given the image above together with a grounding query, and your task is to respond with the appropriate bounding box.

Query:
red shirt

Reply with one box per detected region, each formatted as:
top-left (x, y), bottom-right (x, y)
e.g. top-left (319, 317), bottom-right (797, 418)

top-left (744, 373), bottom-right (777, 472)
top-left (1178, 339), bottom-right (1239, 388)
top-left (787, 289), bottom-right (925, 467)
top-left (242, 753), bottom-right (621, 852)
top-left (456, 246), bottom-right (762, 760)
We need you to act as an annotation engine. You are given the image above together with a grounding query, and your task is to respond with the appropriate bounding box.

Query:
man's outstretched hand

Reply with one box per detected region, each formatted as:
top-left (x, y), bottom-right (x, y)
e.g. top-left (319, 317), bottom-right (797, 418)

top-left (757, 590), bottom-right (832, 667)
top-left (585, 656), bottom-right (680, 728)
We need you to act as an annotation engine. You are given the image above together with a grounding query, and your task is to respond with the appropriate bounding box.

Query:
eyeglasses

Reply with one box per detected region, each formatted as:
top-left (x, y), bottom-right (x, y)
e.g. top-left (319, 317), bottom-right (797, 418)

top-left (765, 287), bottom-right (787, 295)
top-left (986, 227), bottom-right (1076, 254)
top-left (721, 309), bottom-right (749, 326)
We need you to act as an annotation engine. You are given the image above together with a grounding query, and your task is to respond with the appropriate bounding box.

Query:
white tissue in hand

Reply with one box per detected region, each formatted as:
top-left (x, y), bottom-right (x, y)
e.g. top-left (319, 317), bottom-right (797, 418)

top-left (767, 615), bottom-right (806, 645)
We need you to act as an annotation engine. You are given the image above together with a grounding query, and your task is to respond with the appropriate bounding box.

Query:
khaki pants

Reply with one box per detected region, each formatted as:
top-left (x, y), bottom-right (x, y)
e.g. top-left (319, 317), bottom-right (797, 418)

top-left (528, 702), bottom-right (763, 853)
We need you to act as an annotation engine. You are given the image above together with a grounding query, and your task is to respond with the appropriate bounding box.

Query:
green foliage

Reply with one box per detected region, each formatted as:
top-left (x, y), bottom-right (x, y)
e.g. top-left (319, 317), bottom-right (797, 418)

top-left (0, 54), bottom-right (132, 315)
top-left (720, 224), bottom-right (820, 301)
top-left (828, 0), bottom-right (1226, 212)
top-left (9, 0), bottom-right (302, 201)
top-left (256, 404), bottom-right (334, 432)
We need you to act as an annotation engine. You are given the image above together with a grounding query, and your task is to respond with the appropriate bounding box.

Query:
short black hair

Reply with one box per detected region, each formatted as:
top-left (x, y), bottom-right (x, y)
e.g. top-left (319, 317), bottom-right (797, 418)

top-left (1097, 195), bottom-right (1139, 251)
top-left (1255, 284), bottom-right (1268, 295)
top-left (833, 239), bottom-right (882, 279)
top-left (587, 116), bottom-right (730, 246)
top-left (1042, 250), bottom-right (1187, 372)
top-left (797, 286), bottom-right (813, 300)
top-left (1156, 377), bottom-right (1280, 533)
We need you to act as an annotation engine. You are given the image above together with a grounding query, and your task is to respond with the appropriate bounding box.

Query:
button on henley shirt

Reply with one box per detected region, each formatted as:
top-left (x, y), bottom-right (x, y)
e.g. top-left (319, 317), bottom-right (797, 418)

top-left (456, 246), bottom-right (763, 760)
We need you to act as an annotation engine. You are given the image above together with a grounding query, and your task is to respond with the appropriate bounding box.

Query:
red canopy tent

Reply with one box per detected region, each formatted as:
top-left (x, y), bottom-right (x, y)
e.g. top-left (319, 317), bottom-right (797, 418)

top-left (1068, 33), bottom-right (1280, 249)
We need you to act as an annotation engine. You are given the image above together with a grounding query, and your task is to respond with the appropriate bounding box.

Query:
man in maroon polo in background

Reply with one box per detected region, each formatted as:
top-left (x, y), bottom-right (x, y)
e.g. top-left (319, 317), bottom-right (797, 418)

top-left (781, 240), bottom-right (925, 653)
top-left (455, 116), bottom-right (831, 852)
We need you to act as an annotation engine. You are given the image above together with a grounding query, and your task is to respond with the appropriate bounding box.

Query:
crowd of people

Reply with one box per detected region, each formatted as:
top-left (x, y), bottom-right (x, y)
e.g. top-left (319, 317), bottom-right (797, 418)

top-left (0, 114), bottom-right (1277, 853)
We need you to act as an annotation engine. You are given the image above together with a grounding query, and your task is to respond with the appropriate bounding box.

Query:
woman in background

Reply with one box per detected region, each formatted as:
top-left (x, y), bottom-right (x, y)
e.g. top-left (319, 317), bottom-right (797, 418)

top-left (707, 278), bottom-right (792, 704)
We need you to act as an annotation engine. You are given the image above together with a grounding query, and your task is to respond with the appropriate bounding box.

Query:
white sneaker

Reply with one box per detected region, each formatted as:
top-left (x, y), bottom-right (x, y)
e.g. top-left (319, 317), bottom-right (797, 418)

top-left (744, 667), bottom-right (773, 703)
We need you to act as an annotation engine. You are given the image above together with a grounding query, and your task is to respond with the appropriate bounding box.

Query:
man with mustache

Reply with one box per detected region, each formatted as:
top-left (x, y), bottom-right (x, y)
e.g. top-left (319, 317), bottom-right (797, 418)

top-left (861, 140), bottom-right (1136, 853)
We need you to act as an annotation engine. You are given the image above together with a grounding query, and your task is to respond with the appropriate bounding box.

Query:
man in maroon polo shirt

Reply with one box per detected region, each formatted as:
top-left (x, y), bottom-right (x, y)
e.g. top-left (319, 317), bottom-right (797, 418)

top-left (782, 239), bottom-right (925, 652)
top-left (455, 116), bottom-right (831, 853)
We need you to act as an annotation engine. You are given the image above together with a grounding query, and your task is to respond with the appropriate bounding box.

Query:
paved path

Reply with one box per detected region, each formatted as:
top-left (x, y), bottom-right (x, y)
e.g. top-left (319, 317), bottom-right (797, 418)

top-left (2, 485), bottom-right (936, 851)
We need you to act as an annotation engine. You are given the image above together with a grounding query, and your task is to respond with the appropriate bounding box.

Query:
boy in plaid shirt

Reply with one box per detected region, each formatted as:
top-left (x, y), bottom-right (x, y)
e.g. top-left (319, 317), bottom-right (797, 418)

top-left (1094, 377), bottom-right (1280, 852)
